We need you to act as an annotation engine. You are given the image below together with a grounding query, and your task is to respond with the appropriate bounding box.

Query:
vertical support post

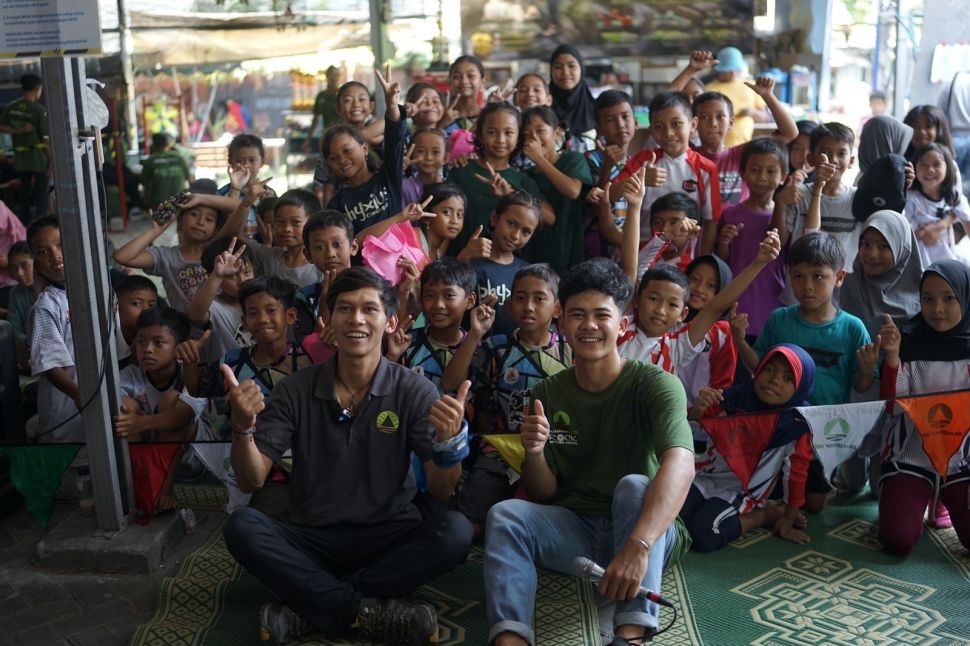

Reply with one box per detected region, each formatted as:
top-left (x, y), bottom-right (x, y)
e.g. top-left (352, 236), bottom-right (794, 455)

top-left (816, 0), bottom-right (835, 111)
top-left (369, 0), bottom-right (388, 116)
top-left (40, 56), bottom-right (130, 531)
top-left (892, 0), bottom-right (907, 117)
top-left (117, 0), bottom-right (139, 154)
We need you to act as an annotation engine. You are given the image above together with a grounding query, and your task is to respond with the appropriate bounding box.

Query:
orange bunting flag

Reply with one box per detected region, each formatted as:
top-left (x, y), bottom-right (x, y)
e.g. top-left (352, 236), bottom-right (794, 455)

top-left (895, 391), bottom-right (970, 478)
top-left (129, 443), bottom-right (181, 523)
top-left (699, 413), bottom-right (781, 490)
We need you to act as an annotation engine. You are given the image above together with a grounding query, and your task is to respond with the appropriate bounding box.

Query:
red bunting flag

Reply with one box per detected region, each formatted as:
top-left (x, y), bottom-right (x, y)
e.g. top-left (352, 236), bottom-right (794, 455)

top-left (895, 391), bottom-right (970, 478)
top-left (129, 443), bottom-right (181, 523)
top-left (699, 413), bottom-right (781, 490)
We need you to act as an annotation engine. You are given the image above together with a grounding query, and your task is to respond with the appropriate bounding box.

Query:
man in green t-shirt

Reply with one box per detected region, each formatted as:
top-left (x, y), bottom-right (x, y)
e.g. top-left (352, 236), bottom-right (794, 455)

top-left (0, 74), bottom-right (49, 221)
top-left (303, 66), bottom-right (343, 154)
top-left (141, 133), bottom-right (190, 208)
top-left (483, 258), bottom-right (696, 646)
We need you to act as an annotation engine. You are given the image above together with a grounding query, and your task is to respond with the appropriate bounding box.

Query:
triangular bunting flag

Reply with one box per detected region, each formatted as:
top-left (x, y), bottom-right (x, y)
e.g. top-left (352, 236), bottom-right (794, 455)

top-left (797, 401), bottom-right (888, 486)
top-left (191, 442), bottom-right (253, 513)
top-left (896, 391), bottom-right (970, 478)
top-left (699, 413), bottom-right (780, 490)
top-left (0, 444), bottom-right (83, 528)
top-left (482, 434), bottom-right (526, 474)
top-left (129, 443), bottom-right (181, 523)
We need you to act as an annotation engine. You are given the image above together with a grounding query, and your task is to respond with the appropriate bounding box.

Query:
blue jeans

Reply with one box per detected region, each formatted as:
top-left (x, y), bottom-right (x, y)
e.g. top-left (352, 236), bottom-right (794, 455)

top-left (484, 474), bottom-right (678, 645)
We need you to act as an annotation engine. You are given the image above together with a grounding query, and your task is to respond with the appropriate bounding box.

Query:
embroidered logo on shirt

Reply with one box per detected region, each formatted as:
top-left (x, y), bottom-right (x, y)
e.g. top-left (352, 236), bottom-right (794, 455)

top-left (681, 179), bottom-right (698, 193)
top-left (376, 410), bottom-right (400, 433)
top-left (548, 410), bottom-right (577, 445)
top-left (504, 367), bottom-right (520, 384)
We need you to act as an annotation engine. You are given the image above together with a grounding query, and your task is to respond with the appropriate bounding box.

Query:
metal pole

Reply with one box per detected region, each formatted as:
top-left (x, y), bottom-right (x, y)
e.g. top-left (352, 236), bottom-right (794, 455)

top-left (117, 0), bottom-right (139, 154)
top-left (40, 56), bottom-right (129, 531)
top-left (892, 0), bottom-right (907, 117)
top-left (369, 0), bottom-right (387, 117)
top-left (817, 0), bottom-right (835, 111)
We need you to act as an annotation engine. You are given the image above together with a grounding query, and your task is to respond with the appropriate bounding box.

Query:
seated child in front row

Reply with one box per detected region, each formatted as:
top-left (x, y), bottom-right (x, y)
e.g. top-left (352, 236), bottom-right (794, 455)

top-left (114, 307), bottom-right (209, 512)
top-left (682, 344), bottom-right (815, 551)
top-left (443, 263), bottom-right (572, 532)
top-left (736, 233), bottom-right (878, 512)
top-left (878, 259), bottom-right (970, 555)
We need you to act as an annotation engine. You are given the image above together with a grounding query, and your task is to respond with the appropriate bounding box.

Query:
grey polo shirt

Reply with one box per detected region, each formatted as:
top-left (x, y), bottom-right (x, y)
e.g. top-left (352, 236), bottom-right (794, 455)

top-left (255, 356), bottom-right (438, 528)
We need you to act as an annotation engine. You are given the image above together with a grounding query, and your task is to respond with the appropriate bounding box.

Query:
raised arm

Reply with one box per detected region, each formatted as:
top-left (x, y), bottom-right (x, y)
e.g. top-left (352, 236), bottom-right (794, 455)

top-left (667, 51), bottom-right (718, 92)
top-left (441, 295), bottom-right (496, 392)
top-left (619, 168), bottom-right (648, 285)
top-left (522, 134), bottom-right (582, 199)
top-left (745, 77), bottom-right (798, 144)
top-left (113, 217), bottom-right (172, 270)
top-left (225, 365), bottom-right (275, 493)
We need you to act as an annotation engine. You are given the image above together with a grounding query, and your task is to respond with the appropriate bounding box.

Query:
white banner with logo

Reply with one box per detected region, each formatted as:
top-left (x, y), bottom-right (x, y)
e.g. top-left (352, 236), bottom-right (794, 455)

top-left (797, 401), bottom-right (888, 485)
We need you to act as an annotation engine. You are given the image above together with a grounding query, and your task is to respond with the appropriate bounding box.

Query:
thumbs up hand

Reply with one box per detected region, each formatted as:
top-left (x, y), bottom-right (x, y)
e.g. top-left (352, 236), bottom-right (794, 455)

top-left (642, 151), bottom-right (667, 187)
top-left (222, 363), bottom-right (265, 433)
top-left (456, 224), bottom-right (492, 262)
top-left (878, 313), bottom-right (901, 356)
top-left (175, 329), bottom-right (212, 365)
top-left (520, 399), bottom-right (550, 455)
top-left (429, 379), bottom-right (472, 441)
top-left (813, 152), bottom-right (838, 191)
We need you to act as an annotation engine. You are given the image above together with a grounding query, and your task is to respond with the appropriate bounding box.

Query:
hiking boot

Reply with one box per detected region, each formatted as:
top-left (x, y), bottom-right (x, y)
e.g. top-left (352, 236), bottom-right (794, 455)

top-left (258, 602), bottom-right (312, 644)
top-left (354, 597), bottom-right (439, 644)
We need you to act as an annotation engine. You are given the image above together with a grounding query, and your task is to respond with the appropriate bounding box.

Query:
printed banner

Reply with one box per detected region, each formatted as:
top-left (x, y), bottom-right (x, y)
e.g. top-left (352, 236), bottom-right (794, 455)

top-left (797, 401), bottom-right (888, 485)
top-left (191, 443), bottom-right (252, 513)
top-left (896, 391), bottom-right (970, 477)
top-left (129, 443), bottom-right (181, 523)
top-left (699, 413), bottom-right (780, 490)
top-left (0, 444), bottom-right (82, 528)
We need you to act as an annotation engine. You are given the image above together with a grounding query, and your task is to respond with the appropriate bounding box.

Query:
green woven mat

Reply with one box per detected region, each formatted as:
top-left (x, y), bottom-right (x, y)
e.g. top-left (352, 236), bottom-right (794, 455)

top-left (682, 493), bottom-right (970, 645)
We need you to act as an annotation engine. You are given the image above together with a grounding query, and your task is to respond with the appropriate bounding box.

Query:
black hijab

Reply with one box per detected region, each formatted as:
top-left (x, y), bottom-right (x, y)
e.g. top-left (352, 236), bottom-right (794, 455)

top-left (899, 259), bottom-right (970, 362)
top-left (549, 45), bottom-right (597, 136)
top-left (685, 255), bottom-right (733, 321)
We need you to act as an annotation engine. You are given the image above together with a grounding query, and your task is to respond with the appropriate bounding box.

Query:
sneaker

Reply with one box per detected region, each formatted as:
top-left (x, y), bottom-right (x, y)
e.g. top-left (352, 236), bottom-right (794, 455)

top-left (354, 597), bottom-right (439, 645)
top-left (258, 602), bottom-right (312, 644)
top-left (929, 501), bottom-right (953, 529)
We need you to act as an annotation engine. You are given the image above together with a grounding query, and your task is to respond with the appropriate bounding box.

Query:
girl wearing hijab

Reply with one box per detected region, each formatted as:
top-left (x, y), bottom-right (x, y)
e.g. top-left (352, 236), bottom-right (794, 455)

top-left (878, 260), bottom-right (970, 555)
top-left (682, 344), bottom-right (816, 552)
top-left (857, 115), bottom-right (913, 177)
top-left (841, 209), bottom-right (924, 339)
top-left (548, 45), bottom-right (598, 153)
top-left (678, 255), bottom-right (738, 411)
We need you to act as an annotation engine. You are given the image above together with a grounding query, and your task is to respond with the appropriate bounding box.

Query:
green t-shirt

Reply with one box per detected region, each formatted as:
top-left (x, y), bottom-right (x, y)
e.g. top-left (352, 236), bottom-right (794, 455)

top-left (0, 98), bottom-right (48, 172)
top-left (525, 151), bottom-right (594, 276)
top-left (141, 149), bottom-right (190, 207)
top-left (534, 360), bottom-right (694, 559)
top-left (447, 161), bottom-right (545, 258)
top-left (312, 90), bottom-right (341, 132)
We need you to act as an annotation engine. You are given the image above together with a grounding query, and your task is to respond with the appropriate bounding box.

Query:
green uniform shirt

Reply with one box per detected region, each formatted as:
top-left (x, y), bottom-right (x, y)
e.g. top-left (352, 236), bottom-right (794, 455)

top-left (534, 360), bottom-right (694, 560)
top-left (312, 90), bottom-right (341, 131)
top-left (0, 98), bottom-right (48, 172)
top-left (525, 151), bottom-right (594, 276)
top-left (141, 149), bottom-right (190, 207)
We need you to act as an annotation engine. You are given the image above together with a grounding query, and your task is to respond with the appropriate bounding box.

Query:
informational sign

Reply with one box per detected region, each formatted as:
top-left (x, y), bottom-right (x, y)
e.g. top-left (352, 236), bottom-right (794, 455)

top-left (0, 0), bottom-right (103, 58)
top-left (462, 0), bottom-right (754, 61)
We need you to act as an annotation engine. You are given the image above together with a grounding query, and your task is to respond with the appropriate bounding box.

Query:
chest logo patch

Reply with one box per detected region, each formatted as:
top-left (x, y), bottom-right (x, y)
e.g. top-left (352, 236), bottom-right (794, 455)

top-left (376, 410), bottom-right (400, 434)
top-left (681, 179), bottom-right (698, 193)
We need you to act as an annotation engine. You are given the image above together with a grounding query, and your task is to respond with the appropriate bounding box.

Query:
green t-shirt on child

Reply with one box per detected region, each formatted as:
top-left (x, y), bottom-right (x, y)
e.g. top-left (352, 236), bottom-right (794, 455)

top-left (141, 149), bottom-right (190, 207)
top-left (0, 99), bottom-right (48, 173)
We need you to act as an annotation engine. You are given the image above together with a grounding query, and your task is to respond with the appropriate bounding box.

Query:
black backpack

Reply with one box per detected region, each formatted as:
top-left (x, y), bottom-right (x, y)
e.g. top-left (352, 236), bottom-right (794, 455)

top-left (852, 153), bottom-right (908, 223)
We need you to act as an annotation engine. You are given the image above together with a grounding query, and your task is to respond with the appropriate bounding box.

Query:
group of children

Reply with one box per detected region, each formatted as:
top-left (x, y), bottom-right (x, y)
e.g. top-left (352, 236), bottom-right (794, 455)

top-left (4, 49), bottom-right (969, 564)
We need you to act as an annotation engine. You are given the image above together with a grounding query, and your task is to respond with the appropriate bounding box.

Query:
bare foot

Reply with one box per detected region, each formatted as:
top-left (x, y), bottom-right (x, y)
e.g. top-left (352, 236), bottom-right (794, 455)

top-left (794, 511), bottom-right (808, 529)
top-left (155, 495), bottom-right (178, 513)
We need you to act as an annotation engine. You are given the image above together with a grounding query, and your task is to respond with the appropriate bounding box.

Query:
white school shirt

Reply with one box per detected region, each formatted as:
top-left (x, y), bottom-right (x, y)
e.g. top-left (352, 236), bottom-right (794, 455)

top-left (119, 364), bottom-right (208, 427)
top-left (904, 190), bottom-right (970, 267)
top-left (617, 324), bottom-right (703, 374)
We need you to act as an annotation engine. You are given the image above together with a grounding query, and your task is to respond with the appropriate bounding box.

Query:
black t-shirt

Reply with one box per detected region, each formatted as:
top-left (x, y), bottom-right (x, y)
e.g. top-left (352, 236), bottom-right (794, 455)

top-left (472, 256), bottom-right (529, 338)
top-left (255, 356), bottom-right (438, 527)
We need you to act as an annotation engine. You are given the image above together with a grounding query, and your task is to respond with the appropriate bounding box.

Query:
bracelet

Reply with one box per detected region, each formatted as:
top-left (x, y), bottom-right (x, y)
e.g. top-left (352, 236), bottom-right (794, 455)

top-left (232, 425), bottom-right (255, 438)
top-left (629, 536), bottom-right (652, 553)
top-left (432, 424), bottom-right (468, 453)
top-left (432, 443), bottom-right (470, 467)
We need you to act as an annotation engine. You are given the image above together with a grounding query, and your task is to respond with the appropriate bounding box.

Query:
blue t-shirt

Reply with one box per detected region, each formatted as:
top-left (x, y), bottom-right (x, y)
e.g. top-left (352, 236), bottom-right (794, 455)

top-left (472, 256), bottom-right (529, 338)
top-left (755, 306), bottom-right (871, 406)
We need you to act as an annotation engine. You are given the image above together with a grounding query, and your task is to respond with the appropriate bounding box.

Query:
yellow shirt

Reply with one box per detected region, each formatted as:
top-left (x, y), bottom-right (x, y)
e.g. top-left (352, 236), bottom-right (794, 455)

top-left (704, 78), bottom-right (766, 147)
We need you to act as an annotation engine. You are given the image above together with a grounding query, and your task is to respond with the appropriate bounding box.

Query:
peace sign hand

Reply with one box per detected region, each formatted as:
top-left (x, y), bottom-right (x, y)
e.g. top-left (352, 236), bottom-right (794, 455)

top-left (474, 161), bottom-right (514, 197)
top-left (375, 64), bottom-right (401, 121)
top-left (212, 237), bottom-right (248, 278)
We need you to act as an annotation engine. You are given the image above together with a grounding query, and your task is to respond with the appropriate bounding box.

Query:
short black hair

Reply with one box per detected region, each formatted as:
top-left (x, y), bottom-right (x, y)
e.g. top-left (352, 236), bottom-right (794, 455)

top-left (787, 232), bottom-right (845, 272)
top-left (420, 257), bottom-right (476, 295)
top-left (7, 240), bottom-right (32, 260)
top-left (275, 189), bottom-right (319, 219)
top-left (201, 236), bottom-right (255, 274)
top-left (594, 89), bottom-right (634, 117)
top-left (302, 209), bottom-right (354, 248)
top-left (411, 127), bottom-right (449, 151)
top-left (238, 275), bottom-right (298, 311)
top-left (20, 74), bottom-right (42, 92)
top-left (321, 123), bottom-right (367, 157)
top-left (337, 80), bottom-right (373, 102)
top-left (256, 196), bottom-right (278, 218)
top-left (26, 215), bottom-right (59, 252)
top-left (869, 90), bottom-right (887, 101)
top-left (494, 190), bottom-right (542, 231)
top-left (136, 306), bottom-right (190, 344)
top-left (648, 91), bottom-right (693, 122)
top-left (559, 257), bottom-right (633, 311)
top-left (636, 264), bottom-right (690, 301)
top-left (449, 55), bottom-right (485, 78)
top-left (326, 266), bottom-right (399, 318)
top-left (521, 106), bottom-right (561, 132)
top-left (650, 191), bottom-right (701, 224)
top-left (810, 122), bottom-right (855, 153)
top-left (692, 91), bottom-right (734, 117)
top-left (227, 134), bottom-right (265, 160)
top-left (421, 183), bottom-right (467, 212)
top-left (474, 102), bottom-right (521, 158)
top-left (513, 263), bottom-right (560, 295)
top-left (151, 133), bottom-right (172, 151)
top-left (795, 120), bottom-right (820, 137)
top-left (740, 137), bottom-right (789, 174)
top-left (115, 274), bottom-right (158, 298)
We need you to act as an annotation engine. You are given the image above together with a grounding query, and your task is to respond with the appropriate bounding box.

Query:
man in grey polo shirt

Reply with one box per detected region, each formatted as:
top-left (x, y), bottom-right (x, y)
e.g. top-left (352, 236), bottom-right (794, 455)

top-left (223, 267), bottom-right (474, 645)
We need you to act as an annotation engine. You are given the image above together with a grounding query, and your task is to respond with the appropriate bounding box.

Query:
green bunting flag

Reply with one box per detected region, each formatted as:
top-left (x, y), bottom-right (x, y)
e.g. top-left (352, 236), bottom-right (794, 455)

top-left (0, 444), bottom-right (83, 528)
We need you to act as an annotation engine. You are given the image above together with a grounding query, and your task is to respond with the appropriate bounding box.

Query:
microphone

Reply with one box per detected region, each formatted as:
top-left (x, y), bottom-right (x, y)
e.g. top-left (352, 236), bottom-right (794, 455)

top-left (571, 556), bottom-right (674, 608)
